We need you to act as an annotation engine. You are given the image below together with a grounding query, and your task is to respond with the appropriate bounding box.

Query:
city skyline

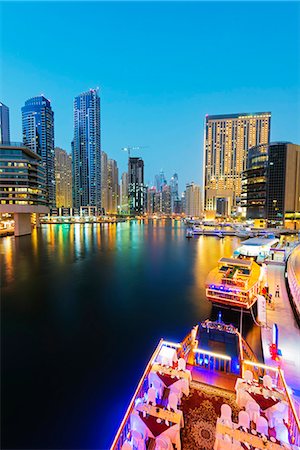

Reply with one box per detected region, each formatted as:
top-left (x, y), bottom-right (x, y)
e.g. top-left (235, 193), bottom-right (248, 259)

top-left (1, 1), bottom-right (299, 191)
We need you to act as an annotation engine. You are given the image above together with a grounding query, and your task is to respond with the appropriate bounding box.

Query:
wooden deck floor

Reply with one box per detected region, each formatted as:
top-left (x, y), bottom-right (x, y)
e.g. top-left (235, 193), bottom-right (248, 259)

top-left (187, 364), bottom-right (238, 392)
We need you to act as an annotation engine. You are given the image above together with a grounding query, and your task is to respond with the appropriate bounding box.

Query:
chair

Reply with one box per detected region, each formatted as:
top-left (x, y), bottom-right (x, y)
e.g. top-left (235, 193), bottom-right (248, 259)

top-left (244, 370), bottom-right (253, 383)
top-left (132, 430), bottom-right (146, 450)
top-left (267, 401), bottom-right (288, 428)
top-left (219, 403), bottom-right (233, 428)
top-left (152, 379), bottom-right (163, 399)
top-left (214, 433), bottom-right (232, 450)
top-left (236, 410), bottom-right (250, 430)
top-left (256, 416), bottom-right (269, 436)
top-left (161, 356), bottom-right (170, 367)
top-left (223, 434), bottom-right (233, 450)
top-left (178, 357), bottom-right (186, 371)
top-left (147, 387), bottom-right (157, 406)
top-left (169, 383), bottom-right (182, 404)
top-left (275, 422), bottom-right (289, 444)
top-left (231, 443), bottom-right (243, 450)
top-left (121, 441), bottom-right (133, 450)
top-left (246, 401), bottom-right (260, 424)
top-left (167, 392), bottom-right (179, 411)
top-left (263, 374), bottom-right (273, 389)
top-left (155, 436), bottom-right (172, 450)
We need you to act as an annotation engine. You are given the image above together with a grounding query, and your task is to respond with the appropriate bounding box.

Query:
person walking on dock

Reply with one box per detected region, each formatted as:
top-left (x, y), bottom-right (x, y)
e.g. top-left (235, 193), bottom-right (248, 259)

top-left (275, 284), bottom-right (280, 298)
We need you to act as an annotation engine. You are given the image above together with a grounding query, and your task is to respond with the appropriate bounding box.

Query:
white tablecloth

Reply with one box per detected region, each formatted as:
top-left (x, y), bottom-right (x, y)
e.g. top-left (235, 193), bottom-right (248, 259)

top-left (148, 371), bottom-right (190, 397)
top-left (235, 378), bottom-right (285, 410)
top-left (156, 346), bottom-right (178, 367)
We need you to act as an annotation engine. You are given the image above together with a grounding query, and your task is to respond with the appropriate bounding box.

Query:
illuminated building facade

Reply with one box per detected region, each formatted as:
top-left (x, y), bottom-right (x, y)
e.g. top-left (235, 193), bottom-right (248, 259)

top-left (54, 147), bottom-right (72, 207)
top-left (204, 112), bottom-right (271, 216)
top-left (185, 182), bottom-right (202, 217)
top-left (128, 157), bottom-right (145, 215)
top-left (72, 89), bottom-right (101, 210)
top-left (120, 172), bottom-right (128, 214)
top-left (242, 142), bottom-right (300, 229)
top-left (101, 151), bottom-right (108, 213)
top-left (107, 159), bottom-right (119, 214)
top-left (22, 96), bottom-right (56, 206)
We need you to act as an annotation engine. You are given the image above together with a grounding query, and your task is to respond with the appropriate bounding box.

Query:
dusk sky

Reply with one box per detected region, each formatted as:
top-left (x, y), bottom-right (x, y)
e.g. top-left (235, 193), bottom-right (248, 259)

top-left (1, 1), bottom-right (299, 191)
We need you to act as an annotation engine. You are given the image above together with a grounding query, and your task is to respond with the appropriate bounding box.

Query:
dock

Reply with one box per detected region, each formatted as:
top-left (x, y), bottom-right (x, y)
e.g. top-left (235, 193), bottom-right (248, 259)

top-left (261, 263), bottom-right (300, 405)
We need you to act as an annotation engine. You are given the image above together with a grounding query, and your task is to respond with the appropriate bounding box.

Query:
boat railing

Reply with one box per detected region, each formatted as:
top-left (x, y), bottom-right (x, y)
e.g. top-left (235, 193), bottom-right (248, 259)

top-left (278, 367), bottom-right (300, 447)
top-left (193, 347), bottom-right (233, 373)
top-left (110, 338), bottom-right (165, 450)
top-left (241, 361), bottom-right (300, 445)
top-left (221, 277), bottom-right (248, 288)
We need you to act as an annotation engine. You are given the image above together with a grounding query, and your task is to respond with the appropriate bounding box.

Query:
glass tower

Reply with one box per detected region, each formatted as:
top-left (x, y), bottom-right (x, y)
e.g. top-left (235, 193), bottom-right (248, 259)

top-left (72, 89), bottom-right (101, 210)
top-left (0, 102), bottom-right (10, 144)
top-left (128, 157), bottom-right (145, 215)
top-left (22, 96), bottom-right (56, 207)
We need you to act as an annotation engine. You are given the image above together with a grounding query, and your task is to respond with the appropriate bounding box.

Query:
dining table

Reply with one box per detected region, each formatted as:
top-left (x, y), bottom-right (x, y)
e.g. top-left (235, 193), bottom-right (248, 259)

top-left (235, 378), bottom-right (286, 411)
top-left (215, 422), bottom-right (285, 450)
top-left (130, 402), bottom-right (183, 450)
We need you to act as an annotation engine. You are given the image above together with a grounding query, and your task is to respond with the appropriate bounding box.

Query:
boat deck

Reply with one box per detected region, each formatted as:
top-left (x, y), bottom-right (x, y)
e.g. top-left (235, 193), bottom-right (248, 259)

top-left (187, 364), bottom-right (238, 392)
top-left (180, 380), bottom-right (240, 450)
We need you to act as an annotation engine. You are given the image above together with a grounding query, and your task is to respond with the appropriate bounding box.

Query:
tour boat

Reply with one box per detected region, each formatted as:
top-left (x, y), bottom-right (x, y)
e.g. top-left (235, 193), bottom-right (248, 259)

top-left (185, 228), bottom-right (193, 239)
top-left (110, 320), bottom-right (300, 449)
top-left (205, 257), bottom-right (261, 309)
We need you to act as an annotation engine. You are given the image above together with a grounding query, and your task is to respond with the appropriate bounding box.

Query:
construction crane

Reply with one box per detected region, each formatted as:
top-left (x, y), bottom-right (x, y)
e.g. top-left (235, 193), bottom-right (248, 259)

top-left (121, 146), bottom-right (148, 158)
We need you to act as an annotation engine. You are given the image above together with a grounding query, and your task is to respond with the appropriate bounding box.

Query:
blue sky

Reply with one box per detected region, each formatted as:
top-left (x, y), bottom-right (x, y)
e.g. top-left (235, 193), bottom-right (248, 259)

top-left (1, 1), bottom-right (299, 191)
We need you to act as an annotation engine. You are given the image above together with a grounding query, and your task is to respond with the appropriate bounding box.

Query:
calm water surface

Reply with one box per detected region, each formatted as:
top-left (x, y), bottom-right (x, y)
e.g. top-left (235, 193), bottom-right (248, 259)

top-left (1, 220), bottom-right (260, 449)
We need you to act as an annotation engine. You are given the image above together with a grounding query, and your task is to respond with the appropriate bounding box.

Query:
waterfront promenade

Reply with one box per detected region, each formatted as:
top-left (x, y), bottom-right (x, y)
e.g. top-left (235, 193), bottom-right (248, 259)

top-left (261, 263), bottom-right (300, 403)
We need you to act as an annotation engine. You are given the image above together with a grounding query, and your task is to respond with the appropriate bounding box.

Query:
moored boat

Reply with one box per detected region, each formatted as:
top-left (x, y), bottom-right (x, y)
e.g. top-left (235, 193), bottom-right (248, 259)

top-left (205, 257), bottom-right (262, 309)
top-left (110, 320), bottom-right (300, 449)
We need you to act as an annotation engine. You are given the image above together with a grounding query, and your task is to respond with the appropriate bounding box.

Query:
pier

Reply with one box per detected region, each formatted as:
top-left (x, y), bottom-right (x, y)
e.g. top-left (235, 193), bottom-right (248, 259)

top-left (261, 259), bottom-right (300, 405)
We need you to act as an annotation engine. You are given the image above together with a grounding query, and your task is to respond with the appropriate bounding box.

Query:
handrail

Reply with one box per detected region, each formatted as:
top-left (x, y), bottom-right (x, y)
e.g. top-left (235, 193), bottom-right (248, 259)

top-left (278, 367), bottom-right (300, 443)
top-left (193, 347), bottom-right (231, 361)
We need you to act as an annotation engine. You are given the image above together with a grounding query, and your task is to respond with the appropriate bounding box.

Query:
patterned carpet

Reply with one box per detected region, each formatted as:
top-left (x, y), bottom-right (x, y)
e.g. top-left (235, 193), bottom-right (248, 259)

top-left (180, 381), bottom-right (240, 450)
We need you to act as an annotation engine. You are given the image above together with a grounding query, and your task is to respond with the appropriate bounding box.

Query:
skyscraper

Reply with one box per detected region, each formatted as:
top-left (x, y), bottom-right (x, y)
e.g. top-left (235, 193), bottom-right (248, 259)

top-left (242, 142), bottom-right (300, 229)
top-left (128, 157), bottom-right (145, 215)
top-left (162, 185), bottom-right (171, 215)
top-left (54, 147), bottom-right (72, 207)
top-left (107, 159), bottom-right (119, 214)
top-left (204, 112), bottom-right (271, 216)
top-left (0, 102), bottom-right (10, 144)
top-left (22, 96), bottom-right (56, 206)
top-left (120, 172), bottom-right (128, 214)
top-left (101, 151), bottom-right (108, 213)
top-left (170, 173), bottom-right (179, 213)
top-left (72, 88), bottom-right (101, 210)
top-left (185, 182), bottom-right (202, 217)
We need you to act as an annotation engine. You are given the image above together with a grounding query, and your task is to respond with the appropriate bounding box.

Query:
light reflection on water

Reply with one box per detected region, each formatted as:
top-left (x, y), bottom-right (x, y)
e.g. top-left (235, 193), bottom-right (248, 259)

top-left (1, 220), bottom-right (260, 449)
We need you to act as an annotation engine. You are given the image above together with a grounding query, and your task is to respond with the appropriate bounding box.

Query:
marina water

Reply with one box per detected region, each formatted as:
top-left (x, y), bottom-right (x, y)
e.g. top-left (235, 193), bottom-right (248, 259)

top-left (1, 219), bottom-right (261, 449)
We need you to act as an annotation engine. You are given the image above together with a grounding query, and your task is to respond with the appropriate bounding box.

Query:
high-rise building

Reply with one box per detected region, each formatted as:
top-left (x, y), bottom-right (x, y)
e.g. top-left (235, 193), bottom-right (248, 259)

top-left (0, 143), bottom-right (48, 236)
top-left (101, 151), bottom-right (108, 213)
top-left (185, 182), bottom-right (202, 217)
top-left (128, 157), bottom-right (145, 215)
top-left (120, 172), bottom-right (128, 213)
top-left (242, 142), bottom-right (300, 229)
top-left (204, 112), bottom-right (271, 216)
top-left (107, 159), bottom-right (119, 214)
top-left (72, 88), bottom-right (101, 210)
top-left (147, 186), bottom-right (156, 214)
top-left (170, 173), bottom-right (179, 213)
top-left (54, 147), bottom-right (72, 207)
top-left (22, 96), bottom-right (56, 206)
top-left (162, 185), bottom-right (171, 215)
top-left (0, 102), bottom-right (10, 144)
